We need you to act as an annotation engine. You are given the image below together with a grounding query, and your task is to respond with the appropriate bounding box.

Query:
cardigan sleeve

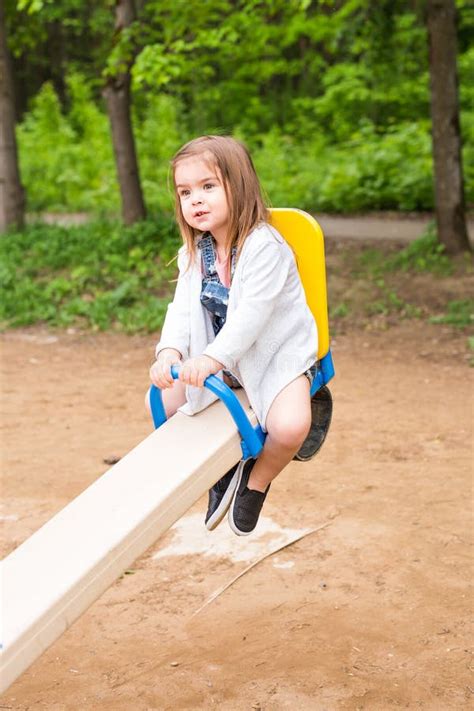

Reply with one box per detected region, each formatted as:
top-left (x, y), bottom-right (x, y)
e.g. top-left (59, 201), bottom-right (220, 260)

top-left (154, 248), bottom-right (191, 361)
top-left (203, 241), bottom-right (290, 370)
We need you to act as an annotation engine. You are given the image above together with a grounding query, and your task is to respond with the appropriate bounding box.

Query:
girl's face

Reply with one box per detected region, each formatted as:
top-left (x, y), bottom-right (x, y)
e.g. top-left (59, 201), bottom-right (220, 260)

top-left (174, 155), bottom-right (230, 244)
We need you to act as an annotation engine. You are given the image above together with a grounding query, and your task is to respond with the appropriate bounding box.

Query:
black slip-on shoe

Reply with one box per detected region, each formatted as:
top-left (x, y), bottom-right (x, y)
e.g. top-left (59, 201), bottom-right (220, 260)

top-left (205, 461), bottom-right (242, 531)
top-left (228, 458), bottom-right (270, 536)
top-left (294, 385), bottom-right (333, 462)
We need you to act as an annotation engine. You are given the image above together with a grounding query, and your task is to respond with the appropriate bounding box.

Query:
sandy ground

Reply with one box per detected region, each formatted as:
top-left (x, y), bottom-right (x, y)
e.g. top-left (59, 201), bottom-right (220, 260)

top-left (1, 323), bottom-right (473, 710)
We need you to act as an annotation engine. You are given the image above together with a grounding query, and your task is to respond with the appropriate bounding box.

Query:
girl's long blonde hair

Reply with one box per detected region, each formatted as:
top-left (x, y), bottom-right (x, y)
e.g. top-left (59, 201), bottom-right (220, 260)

top-left (171, 135), bottom-right (268, 266)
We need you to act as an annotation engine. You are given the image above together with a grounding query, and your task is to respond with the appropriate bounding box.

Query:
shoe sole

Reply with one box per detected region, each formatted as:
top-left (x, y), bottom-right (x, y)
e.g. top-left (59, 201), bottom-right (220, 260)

top-left (293, 386), bottom-right (333, 462)
top-left (227, 460), bottom-right (254, 537)
top-left (205, 461), bottom-right (243, 531)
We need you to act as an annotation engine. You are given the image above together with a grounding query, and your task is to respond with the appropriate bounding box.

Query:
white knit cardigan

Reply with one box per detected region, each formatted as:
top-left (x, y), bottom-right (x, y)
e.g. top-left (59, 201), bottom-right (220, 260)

top-left (155, 222), bottom-right (317, 431)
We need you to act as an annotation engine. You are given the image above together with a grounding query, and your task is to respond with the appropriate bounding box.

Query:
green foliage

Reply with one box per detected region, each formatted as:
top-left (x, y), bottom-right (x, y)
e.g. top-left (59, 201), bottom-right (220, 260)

top-left (16, 75), bottom-right (188, 214)
top-left (133, 0), bottom-right (433, 139)
top-left (330, 302), bottom-right (349, 319)
top-left (430, 300), bottom-right (474, 329)
top-left (16, 77), bottom-right (472, 214)
top-left (0, 216), bottom-right (180, 332)
top-left (468, 336), bottom-right (474, 366)
top-left (344, 229), bottom-right (469, 325)
top-left (317, 122), bottom-right (434, 212)
top-left (386, 226), bottom-right (453, 275)
top-left (17, 76), bottom-right (118, 212)
top-left (362, 274), bottom-right (422, 319)
top-left (17, 0), bottom-right (46, 13)
top-left (459, 47), bottom-right (474, 206)
top-left (9, 0), bottom-right (474, 214)
top-left (5, 0), bottom-right (113, 121)
top-left (353, 227), bottom-right (454, 280)
top-left (134, 94), bottom-right (186, 213)
top-left (252, 121), bottom-right (435, 212)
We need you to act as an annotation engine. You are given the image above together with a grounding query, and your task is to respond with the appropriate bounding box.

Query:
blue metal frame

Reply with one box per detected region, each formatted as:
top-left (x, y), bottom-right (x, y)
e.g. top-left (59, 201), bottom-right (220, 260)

top-left (310, 350), bottom-right (335, 396)
top-left (149, 350), bottom-right (334, 459)
top-left (149, 381), bottom-right (167, 430)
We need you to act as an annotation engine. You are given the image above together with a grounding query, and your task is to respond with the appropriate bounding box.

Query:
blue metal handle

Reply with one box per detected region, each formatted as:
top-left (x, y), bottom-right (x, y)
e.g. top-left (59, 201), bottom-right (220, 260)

top-left (149, 367), bottom-right (265, 459)
top-left (149, 350), bottom-right (335, 460)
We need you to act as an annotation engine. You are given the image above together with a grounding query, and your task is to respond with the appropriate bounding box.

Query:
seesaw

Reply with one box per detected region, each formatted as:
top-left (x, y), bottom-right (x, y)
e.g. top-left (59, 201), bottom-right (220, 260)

top-left (0, 209), bottom-right (334, 694)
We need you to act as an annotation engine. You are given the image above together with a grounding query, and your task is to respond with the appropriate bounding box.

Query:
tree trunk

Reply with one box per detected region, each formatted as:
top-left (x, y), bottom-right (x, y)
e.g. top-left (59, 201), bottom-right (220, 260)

top-left (0, 0), bottom-right (25, 232)
top-left (427, 0), bottom-right (470, 254)
top-left (103, 0), bottom-right (146, 225)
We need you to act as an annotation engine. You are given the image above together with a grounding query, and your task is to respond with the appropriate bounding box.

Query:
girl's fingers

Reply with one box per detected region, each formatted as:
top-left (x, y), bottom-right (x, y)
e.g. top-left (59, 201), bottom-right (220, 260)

top-left (187, 366), bottom-right (198, 387)
top-left (179, 364), bottom-right (192, 385)
top-left (149, 366), bottom-right (160, 388)
top-left (150, 359), bottom-right (180, 389)
top-left (178, 360), bottom-right (212, 387)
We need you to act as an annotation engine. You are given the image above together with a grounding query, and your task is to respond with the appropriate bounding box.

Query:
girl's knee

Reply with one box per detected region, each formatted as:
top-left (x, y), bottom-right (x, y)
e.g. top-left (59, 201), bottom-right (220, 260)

top-left (145, 383), bottom-right (185, 419)
top-left (163, 380), bottom-right (187, 419)
top-left (266, 379), bottom-right (311, 450)
top-left (267, 413), bottom-right (311, 451)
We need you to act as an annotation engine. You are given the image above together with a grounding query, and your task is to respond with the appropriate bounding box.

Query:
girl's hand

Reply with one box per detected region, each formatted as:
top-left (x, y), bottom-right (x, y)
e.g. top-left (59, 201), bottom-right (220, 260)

top-left (150, 348), bottom-right (182, 389)
top-left (179, 355), bottom-right (224, 388)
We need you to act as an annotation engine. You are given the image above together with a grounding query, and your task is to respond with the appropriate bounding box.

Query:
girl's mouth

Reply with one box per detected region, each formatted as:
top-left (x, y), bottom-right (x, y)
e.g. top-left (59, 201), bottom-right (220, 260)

top-left (194, 211), bottom-right (208, 218)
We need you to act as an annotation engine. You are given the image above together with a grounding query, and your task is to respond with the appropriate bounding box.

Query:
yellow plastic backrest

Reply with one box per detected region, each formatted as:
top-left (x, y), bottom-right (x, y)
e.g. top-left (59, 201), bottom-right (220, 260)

top-left (269, 208), bottom-right (329, 360)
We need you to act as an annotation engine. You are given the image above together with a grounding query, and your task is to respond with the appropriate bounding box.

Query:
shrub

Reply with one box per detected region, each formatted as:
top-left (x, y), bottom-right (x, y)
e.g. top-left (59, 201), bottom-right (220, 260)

top-left (0, 216), bottom-right (180, 332)
top-left (17, 76), bottom-right (118, 213)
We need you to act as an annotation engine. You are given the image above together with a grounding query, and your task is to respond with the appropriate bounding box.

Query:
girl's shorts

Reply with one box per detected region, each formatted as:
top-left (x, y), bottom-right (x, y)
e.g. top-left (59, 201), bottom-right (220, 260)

top-left (225, 364), bottom-right (318, 391)
top-left (304, 363), bottom-right (318, 388)
top-left (223, 369), bottom-right (242, 389)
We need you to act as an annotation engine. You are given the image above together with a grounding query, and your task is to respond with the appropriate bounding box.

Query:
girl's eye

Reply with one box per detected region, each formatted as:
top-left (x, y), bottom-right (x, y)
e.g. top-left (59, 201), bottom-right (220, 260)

top-left (203, 183), bottom-right (215, 190)
top-left (179, 189), bottom-right (190, 198)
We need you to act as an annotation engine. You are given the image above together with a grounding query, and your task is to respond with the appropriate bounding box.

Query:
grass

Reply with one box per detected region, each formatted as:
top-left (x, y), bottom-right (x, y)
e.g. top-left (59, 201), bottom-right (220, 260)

top-left (385, 226), bottom-right (453, 276)
top-left (1, 220), bottom-right (472, 339)
top-left (429, 299), bottom-right (474, 329)
top-left (353, 225), bottom-right (453, 278)
top-left (468, 336), bottom-right (474, 367)
top-left (0, 216), bottom-right (181, 332)
top-left (328, 226), bottom-right (472, 335)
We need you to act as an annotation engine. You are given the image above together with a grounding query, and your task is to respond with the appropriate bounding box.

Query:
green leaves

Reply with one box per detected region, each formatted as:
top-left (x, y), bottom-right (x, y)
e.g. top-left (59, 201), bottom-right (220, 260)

top-left (133, 43), bottom-right (186, 89)
top-left (17, 78), bottom-right (117, 212)
top-left (252, 120), bottom-right (436, 213)
top-left (9, 1), bottom-right (474, 217)
top-left (386, 227), bottom-right (453, 275)
top-left (16, 0), bottom-right (48, 14)
top-left (0, 218), bottom-right (180, 332)
top-left (430, 300), bottom-right (474, 329)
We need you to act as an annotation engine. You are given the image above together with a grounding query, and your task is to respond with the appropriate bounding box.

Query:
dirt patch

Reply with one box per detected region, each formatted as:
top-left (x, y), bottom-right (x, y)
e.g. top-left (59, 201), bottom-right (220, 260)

top-left (1, 318), bottom-right (473, 710)
top-left (325, 239), bottom-right (473, 337)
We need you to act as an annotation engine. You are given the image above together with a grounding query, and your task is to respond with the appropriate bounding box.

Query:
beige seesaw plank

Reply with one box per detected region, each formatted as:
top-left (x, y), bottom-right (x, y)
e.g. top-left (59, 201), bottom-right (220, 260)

top-left (0, 391), bottom-right (255, 693)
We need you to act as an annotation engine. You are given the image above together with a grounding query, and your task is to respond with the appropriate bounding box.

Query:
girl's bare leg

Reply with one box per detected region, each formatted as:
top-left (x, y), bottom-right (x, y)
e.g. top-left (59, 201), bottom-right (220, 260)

top-left (145, 380), bottom-right (187, 419)
top-left (247, 375), bottom-right (311, 492)
top-left (145, 375), bottom-right (309, 490)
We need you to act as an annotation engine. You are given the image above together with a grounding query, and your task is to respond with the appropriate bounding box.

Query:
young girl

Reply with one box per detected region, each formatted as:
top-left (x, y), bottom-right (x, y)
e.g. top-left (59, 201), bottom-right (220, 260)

top-left (149, 135), bottom-right (317, 536)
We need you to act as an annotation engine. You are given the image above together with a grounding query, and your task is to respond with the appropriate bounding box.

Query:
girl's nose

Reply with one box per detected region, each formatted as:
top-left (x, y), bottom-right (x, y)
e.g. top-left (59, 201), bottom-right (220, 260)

top-left (192, 193), bottom-right (203, 205)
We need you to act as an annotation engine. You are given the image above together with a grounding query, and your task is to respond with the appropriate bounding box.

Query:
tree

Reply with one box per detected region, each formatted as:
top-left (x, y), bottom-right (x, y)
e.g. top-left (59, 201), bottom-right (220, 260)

top-left (7, 0), bottom-right (145, 224)
top-left (103, 0), bottom-right (146, 225)
top-left (426, 0), bottom-right (470, 254)
top-left (6, 1), bottom-right (115, 118)
top-left (0, 0), bottom-right (25, 231)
